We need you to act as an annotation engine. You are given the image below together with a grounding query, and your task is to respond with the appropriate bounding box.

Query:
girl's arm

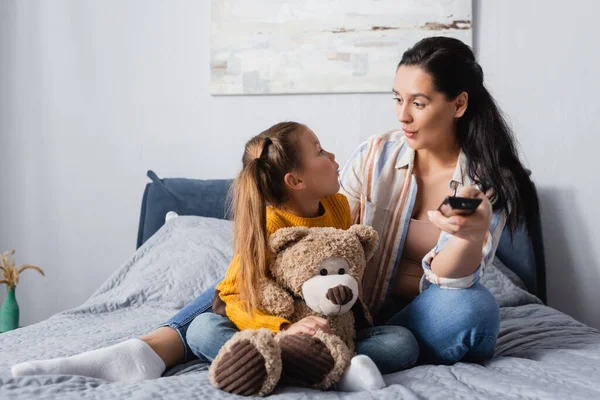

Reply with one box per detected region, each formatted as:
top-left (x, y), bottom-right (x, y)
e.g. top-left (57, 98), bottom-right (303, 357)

top-left (214, 255), bottom-right (292, 332)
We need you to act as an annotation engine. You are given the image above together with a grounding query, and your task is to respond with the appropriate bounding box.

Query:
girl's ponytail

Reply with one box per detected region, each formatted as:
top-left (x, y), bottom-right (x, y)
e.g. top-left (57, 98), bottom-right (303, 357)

top-left (231, 125), bottom-right (303, 314)
top-left (233, 157), bottom-right (269, 314)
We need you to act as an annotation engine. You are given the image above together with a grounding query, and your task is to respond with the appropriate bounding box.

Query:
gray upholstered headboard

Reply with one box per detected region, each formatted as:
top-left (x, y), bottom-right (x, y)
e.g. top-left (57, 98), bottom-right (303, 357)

top-left (137, 170), bottom-right (546, 303)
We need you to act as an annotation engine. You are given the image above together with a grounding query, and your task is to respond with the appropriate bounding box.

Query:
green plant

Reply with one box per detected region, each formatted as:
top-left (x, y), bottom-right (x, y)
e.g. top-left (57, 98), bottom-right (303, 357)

top-left (0, 249), bottom-right (44, 289)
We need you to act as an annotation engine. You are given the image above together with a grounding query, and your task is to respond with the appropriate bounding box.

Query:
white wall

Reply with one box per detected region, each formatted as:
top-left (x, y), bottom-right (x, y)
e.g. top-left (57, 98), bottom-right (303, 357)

top-left (474, 1), bottom-right (600, 329)
top-left (1, 0), bottom-right (598, 329)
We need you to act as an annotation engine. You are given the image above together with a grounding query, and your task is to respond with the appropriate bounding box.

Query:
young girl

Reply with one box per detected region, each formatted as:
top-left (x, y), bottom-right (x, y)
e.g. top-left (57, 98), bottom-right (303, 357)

top-left (185, 122), bottom-right (418, 395)
top-left (13, 122), bottom-right (418, 394)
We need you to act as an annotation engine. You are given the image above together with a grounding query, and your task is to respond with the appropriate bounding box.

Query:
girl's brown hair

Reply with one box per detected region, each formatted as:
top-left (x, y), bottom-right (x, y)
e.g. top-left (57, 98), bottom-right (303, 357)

top-left (230, 121), bottom-right (305, 314)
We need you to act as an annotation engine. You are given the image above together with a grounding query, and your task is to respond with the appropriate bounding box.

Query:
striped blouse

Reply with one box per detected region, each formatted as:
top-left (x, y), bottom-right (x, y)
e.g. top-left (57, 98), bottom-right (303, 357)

top-left (339, 130), bottom-right (506, 315)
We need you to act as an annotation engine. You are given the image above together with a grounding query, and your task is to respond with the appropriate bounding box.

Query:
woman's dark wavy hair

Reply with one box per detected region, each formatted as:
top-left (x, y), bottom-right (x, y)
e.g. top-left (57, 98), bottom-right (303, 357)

top-left (398, 36), bottom-right (539, 235)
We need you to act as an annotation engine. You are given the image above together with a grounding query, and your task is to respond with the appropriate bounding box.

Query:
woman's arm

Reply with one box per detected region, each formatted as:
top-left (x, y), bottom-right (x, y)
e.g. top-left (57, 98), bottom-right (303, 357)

top-left (430, 235), bottom-right (487, 278)
top-left (423, 186), bottom-right (506, 287)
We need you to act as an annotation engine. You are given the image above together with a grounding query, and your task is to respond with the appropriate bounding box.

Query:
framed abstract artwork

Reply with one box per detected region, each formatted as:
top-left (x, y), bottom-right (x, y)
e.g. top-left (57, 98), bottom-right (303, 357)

top-left (210, 0), bottom-right (472, 95)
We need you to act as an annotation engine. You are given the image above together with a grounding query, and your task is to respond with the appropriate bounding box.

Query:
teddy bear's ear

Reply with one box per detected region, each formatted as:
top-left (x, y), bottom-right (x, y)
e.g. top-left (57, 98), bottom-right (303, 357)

top-left (348, 225), bottom-right (379, 261)
top-left (268, 226), bottom-right (311, 253)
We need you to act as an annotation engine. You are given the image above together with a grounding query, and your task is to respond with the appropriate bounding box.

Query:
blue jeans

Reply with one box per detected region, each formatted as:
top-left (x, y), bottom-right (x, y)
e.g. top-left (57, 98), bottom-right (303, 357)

top-left (387, 283), bottom-right (500, 365)
top-left (161, 278), bottom-right (221, 361)
top-left (186, 312), bottom-right (419, 374)
top-left (355, 325), bottom-right (419, 373)
top-left (164, 278), bottom-right (498, 366)
top-left (185, 312), bottom-right (238, 363)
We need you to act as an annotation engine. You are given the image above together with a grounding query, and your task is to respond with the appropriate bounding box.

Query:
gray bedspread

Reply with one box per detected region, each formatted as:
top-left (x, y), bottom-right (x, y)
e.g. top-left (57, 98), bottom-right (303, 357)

top-left (1, 216), bottom-right (599, 399)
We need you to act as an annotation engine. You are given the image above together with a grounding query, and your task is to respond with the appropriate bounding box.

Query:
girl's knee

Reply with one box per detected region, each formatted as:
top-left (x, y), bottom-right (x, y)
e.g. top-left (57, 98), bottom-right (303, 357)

top-left (186, 312), bottom-right (238, 361)
top-left (187, 313), bottom-right (228, 349)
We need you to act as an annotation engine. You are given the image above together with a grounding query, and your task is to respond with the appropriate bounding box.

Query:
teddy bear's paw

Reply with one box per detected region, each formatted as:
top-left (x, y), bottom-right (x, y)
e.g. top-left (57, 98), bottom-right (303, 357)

top-left (276, 332), bottom-right (337, 388)
top-left (209, 328), bottom-right (282, 396)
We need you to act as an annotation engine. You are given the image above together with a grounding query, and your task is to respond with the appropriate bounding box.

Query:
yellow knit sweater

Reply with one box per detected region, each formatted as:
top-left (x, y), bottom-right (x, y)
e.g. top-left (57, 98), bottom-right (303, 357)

top-left (214, 193), bottom-right (352, 332)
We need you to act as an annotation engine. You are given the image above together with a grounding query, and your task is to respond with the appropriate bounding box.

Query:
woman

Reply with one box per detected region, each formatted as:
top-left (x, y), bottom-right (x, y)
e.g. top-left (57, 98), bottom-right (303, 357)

top-left (339, 36), bottom-right (538, 364)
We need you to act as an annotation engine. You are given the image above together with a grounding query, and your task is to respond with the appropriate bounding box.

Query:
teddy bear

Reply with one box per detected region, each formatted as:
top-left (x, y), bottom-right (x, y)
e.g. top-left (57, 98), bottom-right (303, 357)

top-left (208, 224), bottom-right (379, 396)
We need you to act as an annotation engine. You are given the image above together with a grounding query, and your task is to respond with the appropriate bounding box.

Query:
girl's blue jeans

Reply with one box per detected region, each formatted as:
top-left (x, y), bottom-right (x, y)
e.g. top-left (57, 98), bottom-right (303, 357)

top-left (161, 279), bottom-right (220, 361)
top-left (162, 278), bottom-right (499, 370)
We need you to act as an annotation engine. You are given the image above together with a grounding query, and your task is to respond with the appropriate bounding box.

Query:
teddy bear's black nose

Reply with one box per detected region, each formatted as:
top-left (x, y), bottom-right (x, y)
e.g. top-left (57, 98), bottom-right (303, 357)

top-left (325, 284), bottom-right (353, 306)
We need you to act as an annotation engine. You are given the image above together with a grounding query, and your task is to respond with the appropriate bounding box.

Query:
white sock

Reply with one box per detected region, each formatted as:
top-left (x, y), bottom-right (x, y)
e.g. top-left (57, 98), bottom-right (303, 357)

top-left (336, 355), bottom-right (387, 392)
top-left (12, 339), bottom-right (166, 382)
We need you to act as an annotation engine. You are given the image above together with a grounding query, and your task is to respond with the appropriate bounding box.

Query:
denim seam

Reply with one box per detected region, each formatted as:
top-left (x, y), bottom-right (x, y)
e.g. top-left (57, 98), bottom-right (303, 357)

top-left (434, 333), bottom-right (497, 359)
top-left (160, 299), bottom-right (213, 361)
top-left (177, 299), bottom-right (213, 327)
top-left (174, 325), bottom-right (191, 361)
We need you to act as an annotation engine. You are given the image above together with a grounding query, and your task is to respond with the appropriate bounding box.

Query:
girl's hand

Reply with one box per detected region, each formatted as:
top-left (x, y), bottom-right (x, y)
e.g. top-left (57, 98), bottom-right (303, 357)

top-left (428, 185), bottom-right (492, 243)
top-left (281, 316), bottom-right (332, 335)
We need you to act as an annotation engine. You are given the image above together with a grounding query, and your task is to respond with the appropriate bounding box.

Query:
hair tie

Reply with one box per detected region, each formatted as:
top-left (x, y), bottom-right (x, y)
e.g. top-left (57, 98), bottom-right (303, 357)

top-left (258, 137), bottom-right (273, 160)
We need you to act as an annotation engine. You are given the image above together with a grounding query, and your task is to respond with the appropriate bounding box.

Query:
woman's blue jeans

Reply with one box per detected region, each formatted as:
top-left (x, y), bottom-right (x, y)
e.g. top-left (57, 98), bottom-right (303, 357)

top-left (387, 283), bottom-right (500, 365)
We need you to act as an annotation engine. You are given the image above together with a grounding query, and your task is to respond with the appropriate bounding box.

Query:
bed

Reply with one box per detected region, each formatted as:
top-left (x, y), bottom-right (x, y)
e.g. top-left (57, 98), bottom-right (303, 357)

top-left (1, 171), bottom-right (599, 399)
